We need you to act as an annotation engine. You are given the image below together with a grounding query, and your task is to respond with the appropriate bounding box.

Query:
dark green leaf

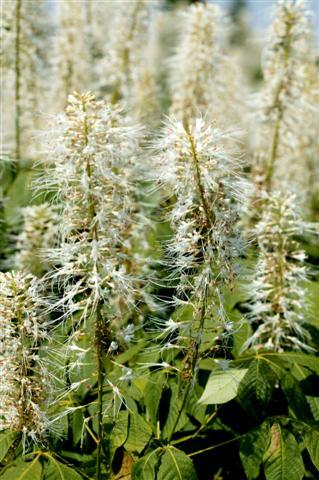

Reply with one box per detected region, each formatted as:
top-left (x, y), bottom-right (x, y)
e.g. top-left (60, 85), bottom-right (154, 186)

top-left (238, 359), bottom-right (274, 410)
top-left (239, 422), bottom-right (270, 480)
top-left (157, 447), bottom-right (198, 480)
top-left (281, 374), bottom-right (312, 420)
top-left (304, 426), bottom-right (319, 470)
top-left (263, 423), bottom-right (304, 480)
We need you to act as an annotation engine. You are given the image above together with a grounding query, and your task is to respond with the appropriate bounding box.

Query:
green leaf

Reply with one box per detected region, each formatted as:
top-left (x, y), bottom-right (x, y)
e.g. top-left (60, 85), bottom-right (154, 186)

top-left (124, 413), bottom-right (152, 454)
top-left (110, 410), bottom-right (129, 461)
top-left (162, 385), bottom-right (189, 439)
top-left (111, 410), bottom-right (129, 449)
top-left (239, 422), bottom-right (270, 480)
top-left (199, 368), bottom-right (248, 405)
top-left (304, 426), bottom-right (319, 470)
top-left (0, 455), bottom-right (42, 480)
top-left (131, 450), bottom-right (160, 480)
top-left (0, 431), bottom-right (19, 463)
top-left (289, 363), bottom-right (319, 420)
top-left (144, 377), bottom-right (163, 426)
top-left (72, 410), bottom-right (84, 446)
top-left (264, 353), bottom-right (319, 375)
top-left (157, 447), bottom-right (198, 480)
top-left (263, 423), bottom-right (304, 480)
top-left (237, 360), bottom-right (274, 411)
top-left (306, 396), bottom-right (319, 421)
top-left (43, 456), bottom-right (83, 479)
top-left (281, 374), bottom-right (312, 420)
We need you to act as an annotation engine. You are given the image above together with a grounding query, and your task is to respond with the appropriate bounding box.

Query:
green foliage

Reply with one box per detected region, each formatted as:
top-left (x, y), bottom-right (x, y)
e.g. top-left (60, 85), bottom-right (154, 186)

top-left (1, 1), bottom-right (319, 479)
top-left (42, 456), bottom-right (84, 480)
top-left (131, 450), bottom-right (160, 480)
top-left (239, 422), bottom-right (270, 480)
top-left (0, 432), bottom-right (18, 464)
top-left (0, 455), bottom-right (43, 480)
top-left (124, 413), bottom-right (153, 454)
top-left (157, 447), bottom-right (197, 480)
top-left (198, 368), bottom-right (248, 405)
top-left (237, 359), bottom-right (275, 411)
top-left (263, 423), bottom-right (304, 480)
top-left (304, 426), bottom-right (319, 470)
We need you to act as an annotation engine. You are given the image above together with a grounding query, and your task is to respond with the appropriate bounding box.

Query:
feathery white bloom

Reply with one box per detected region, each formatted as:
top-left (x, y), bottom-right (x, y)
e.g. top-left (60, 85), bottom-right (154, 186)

top-left (101, 0), bottom-right (152, 104)
top-left (52, 0), bottom-right (91, 110)
top-left (169, 2), bottom-right (244, 128)
top-left (44, 92), bottom-right (143, 327)
top-left (0, 272), bottom-right (50, 446)
top-left (243, 192), bottom-right (315, 352)
top-left (252, 0), bottom-right (315, 194)
top-left (169, 3), bottom-right (223, 122)
top-left (153, 117), bottom-right (246, 378)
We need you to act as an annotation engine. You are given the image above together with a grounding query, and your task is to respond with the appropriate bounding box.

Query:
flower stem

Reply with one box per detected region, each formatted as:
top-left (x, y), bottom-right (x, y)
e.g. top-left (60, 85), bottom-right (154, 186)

top-left (81, 96), bottom-right (105, 479)
top-left (168, 124), bottom-right (214, 441)
top-left (184, 121), bottom-right (214, 228)
top-left (14, 0), bottom-right (21, 172)
top-left (95, 303), bottom-right (105, 480)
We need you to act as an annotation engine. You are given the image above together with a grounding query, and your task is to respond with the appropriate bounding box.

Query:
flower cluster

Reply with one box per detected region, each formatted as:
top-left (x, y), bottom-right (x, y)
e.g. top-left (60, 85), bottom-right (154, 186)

top-left (0, 272), bottom-right (50, 446)
top-left (253, 0), bottom-right (313, 193)
top-left (243, 192), bottom-right (314, 352)
top-left (153, 118), bottom-right (245, 378)
top-left (169, 3), bottom-right (223, 123)
top-left (45, 92), bottom-right (142, 326)
top-left (101, 0), bottom-right (151, 104)
top-left (52, 0), bottom-right (91, 110)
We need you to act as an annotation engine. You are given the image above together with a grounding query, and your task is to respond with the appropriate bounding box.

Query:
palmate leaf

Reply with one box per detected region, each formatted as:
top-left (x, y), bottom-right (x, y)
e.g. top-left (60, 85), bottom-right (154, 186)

top-left (263, 423), bottom-right (304, 480)
top-left (157, 447), bottom-right (198, 480)
top-left (0, 455), bottom-right (42, 480)
top-left (262, 353), bottom-right (319, 375)
top-left (233, 352), bottom-right (319, 375)
top-left (239, 421), bottom-right (270, 480)
top-left (198, 368), bottom-right (248, 405)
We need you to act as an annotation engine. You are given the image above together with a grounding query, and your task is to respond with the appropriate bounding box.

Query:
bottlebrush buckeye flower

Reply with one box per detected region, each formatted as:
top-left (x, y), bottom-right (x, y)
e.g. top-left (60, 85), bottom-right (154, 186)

top-left (152, 117), bottom-right (246, 380)
top-left (252, 0), bottom-right (314, 194)
top-left (0, 272), bottom-right (50, 448)
top-left (44, 92), bottom-right (143, 325)
top-left (168, 2), bottom-right (244, 129)
top-left (243, 192), bottom-right (315, 352)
